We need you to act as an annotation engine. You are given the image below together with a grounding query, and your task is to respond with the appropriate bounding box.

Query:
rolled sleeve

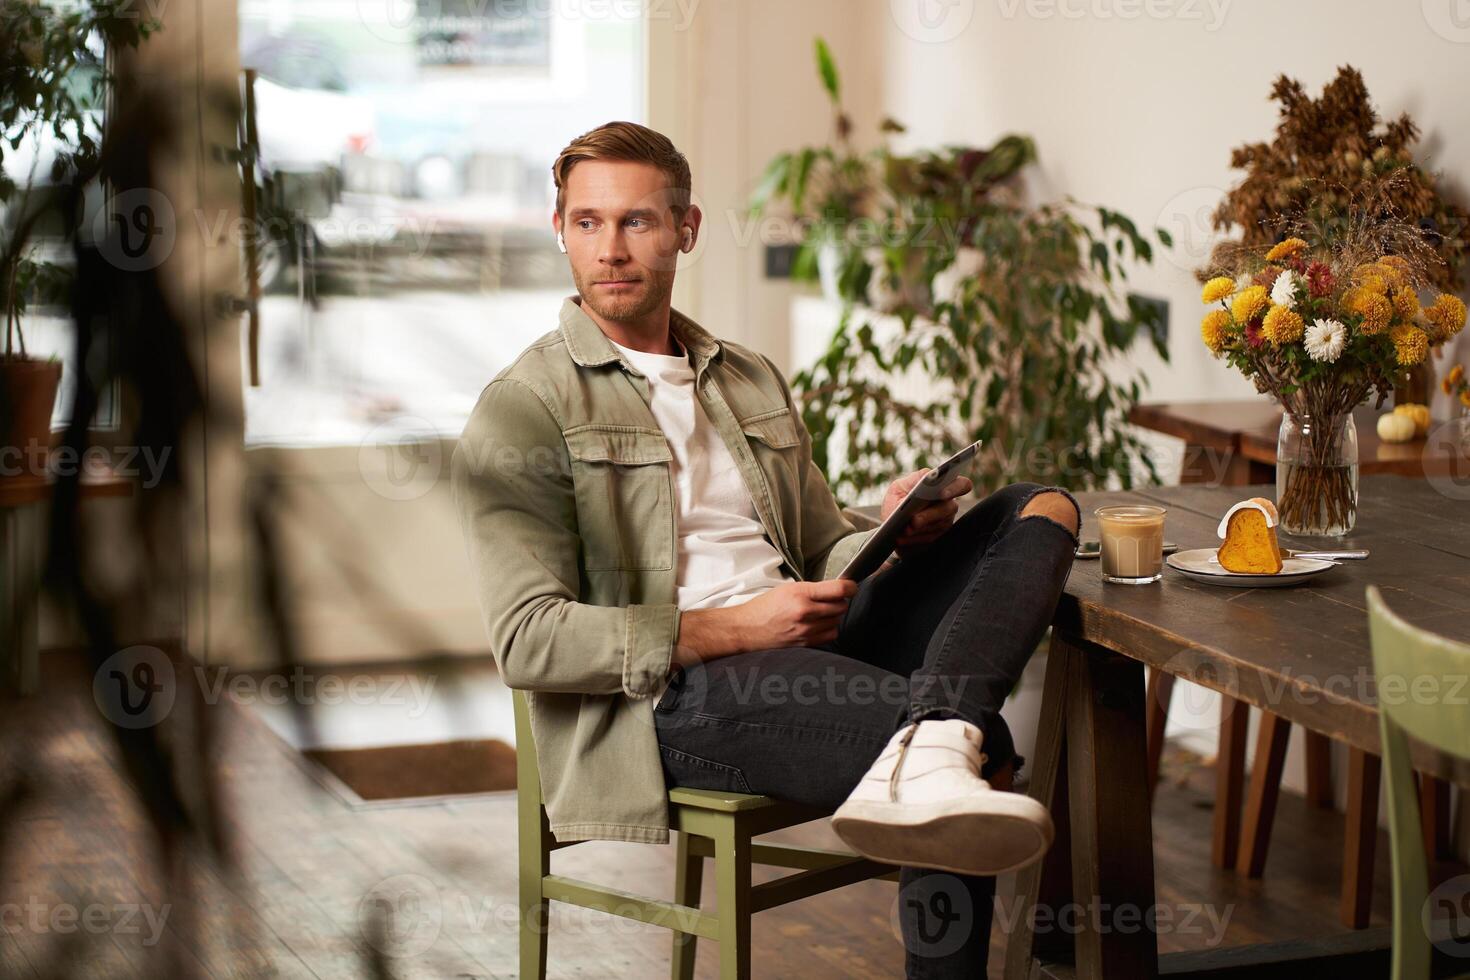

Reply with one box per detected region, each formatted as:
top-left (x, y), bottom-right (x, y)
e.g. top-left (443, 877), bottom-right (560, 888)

top-left (624, 602), bottom-right (680, 699)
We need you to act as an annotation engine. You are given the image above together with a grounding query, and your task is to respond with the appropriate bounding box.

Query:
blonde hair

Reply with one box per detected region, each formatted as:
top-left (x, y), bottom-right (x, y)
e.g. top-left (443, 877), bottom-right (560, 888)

top-left (551, 120), bottom-right (691, 217)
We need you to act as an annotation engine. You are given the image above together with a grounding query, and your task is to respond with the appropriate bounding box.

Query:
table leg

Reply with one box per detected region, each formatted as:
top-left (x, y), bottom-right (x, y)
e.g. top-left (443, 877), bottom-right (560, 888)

top-left (1004, 630), bottom-right (1075, 979)
top-left (1063, 632), bottom-right (1158, 980)
top-left (1238, 712), bottom-right (1291, 878)
top-left (1418, 773), bottom-right (1451, 861)
top-left (1304, 731), bottom-right (1334, 809)
top-left (1340, 749), bottom-right (1381, 929)
top-left (1211, 696), bottom-right (1249, 870)
top-left (1145, 668), bottom-right (1175, 798)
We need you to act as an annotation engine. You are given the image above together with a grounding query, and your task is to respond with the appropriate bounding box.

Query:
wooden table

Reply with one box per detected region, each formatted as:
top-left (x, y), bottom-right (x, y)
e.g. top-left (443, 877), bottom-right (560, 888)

top-left (1, 470), bottom-right (131, 694)
top-left (1129, 399), bottom-right (1470, 485)
top-left (1003, 475), bottom-right (1470, 979)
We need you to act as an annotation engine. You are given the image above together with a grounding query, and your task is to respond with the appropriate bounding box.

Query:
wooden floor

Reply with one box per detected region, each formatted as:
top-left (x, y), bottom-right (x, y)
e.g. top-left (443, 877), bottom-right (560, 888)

top-left (0, 648), bottom-right (1446, 979)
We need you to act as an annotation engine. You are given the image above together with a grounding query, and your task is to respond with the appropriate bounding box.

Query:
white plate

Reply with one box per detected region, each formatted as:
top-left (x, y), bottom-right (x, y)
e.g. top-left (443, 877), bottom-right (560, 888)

top-left (1165, 548), bottom-right (1337, 588)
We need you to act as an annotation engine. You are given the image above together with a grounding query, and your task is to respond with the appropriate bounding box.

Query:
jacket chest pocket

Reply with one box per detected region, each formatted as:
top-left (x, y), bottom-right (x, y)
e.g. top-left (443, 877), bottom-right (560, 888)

top-left (564, 426), bottom-right (674, 571)
top-left (738, 409), bottom-right (803, 552)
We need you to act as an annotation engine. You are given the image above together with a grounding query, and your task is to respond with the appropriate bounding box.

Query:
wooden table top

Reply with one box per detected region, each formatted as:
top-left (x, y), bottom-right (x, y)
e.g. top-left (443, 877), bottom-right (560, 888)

top-left (1064, 475), bottom-right (1470, 784)
top-left (1129, 399), bottom-right (1469, 478)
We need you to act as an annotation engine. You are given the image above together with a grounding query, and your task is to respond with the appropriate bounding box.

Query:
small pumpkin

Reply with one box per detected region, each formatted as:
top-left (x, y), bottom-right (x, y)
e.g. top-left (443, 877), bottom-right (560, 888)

top-left (1378, 411), bottom-right (1416, 443)
top-left (1393, 402), bottom-right (1431, 437)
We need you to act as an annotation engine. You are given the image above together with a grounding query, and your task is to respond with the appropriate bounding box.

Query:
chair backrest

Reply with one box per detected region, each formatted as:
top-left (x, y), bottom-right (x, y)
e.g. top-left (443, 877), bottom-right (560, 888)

top-left (1367, 585), bottom-right (1470, 756)
top-left (1365, 584), bottom-right (1470, 980)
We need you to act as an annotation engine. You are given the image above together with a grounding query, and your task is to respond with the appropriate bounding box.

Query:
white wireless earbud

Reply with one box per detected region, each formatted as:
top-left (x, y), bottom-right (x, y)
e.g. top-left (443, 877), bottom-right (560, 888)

top-left (556, 232), bottom-right (567, 254)
top-left (682, 229), bottom-right (693, 251)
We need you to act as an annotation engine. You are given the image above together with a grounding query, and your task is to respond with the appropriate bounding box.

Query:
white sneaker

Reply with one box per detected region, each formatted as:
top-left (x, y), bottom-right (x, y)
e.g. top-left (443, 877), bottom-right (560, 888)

top-left (831, 718), bottom-right (1054, 876)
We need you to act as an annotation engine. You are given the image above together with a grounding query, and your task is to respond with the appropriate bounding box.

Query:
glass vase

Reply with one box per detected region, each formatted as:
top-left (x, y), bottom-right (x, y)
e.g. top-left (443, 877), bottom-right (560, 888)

top-left (1276, 411), bottom-right (1358, 536)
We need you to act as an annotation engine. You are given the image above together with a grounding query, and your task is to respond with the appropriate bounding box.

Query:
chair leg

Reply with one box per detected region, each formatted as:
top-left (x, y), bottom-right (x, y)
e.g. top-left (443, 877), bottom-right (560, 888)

top-left (1238, 712), bottom-right (1291, 877)
top-left (714, 819), bottom-right (752, 980)
top-left (672, 832), bottom-right (704, 980)
top-left (1340, 748), bottom-right (1381, 929)
top-left (1145, 669), bottom-right (1176, 798)
top-left (519, 808), bottom-right (551, 980)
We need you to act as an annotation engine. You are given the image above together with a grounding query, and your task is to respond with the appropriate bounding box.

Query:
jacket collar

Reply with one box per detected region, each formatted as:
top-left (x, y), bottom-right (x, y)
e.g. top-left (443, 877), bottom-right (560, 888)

top-left (559, 294), bottom-right (721, 373)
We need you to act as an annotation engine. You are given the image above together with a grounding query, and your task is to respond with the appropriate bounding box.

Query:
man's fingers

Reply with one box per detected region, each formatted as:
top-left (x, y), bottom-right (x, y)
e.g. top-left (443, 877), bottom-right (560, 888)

top-left (806, 578), bottom-right (859, 599)
top-left (800, 601), bottom-right (849, 621)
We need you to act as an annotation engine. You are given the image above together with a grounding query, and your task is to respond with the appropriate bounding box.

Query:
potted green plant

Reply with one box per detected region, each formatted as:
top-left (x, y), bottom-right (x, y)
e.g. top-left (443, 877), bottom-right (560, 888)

top-left (1, 0), bottom-right (156, 464)
top-left (751, 38), bottom-right (1170, 500)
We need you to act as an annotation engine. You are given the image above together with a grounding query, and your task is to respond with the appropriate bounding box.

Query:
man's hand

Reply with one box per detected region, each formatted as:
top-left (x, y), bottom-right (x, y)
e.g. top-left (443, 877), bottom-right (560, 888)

top-left (881, 468), bottom-right (973, 556)
top-left (675, 579), bottom-right (858, 668)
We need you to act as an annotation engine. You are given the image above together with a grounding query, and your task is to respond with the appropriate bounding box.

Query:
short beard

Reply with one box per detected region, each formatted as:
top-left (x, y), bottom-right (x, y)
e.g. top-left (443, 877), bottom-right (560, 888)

top-left (575, 269), bottom-right (673, 323)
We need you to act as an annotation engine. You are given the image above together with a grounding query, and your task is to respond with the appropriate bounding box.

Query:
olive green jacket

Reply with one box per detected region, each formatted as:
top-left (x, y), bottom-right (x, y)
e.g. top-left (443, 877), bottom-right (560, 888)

top-left (451, 296), bottom-right (876, 843)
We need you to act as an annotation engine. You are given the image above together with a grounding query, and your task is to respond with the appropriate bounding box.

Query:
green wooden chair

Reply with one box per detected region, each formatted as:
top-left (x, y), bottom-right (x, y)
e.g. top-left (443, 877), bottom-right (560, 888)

top-left (513, 691), bottom-right (898, 980)
top-left (1366, 585), bottom-right (1470, 980)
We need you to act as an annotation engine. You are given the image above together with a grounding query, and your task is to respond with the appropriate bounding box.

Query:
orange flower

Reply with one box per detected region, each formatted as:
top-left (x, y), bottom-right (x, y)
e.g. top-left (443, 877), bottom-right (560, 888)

top-left (1266, 238), bottom-right (1308, 262)
top-left (1262, 305), bottom-right (1304, 344)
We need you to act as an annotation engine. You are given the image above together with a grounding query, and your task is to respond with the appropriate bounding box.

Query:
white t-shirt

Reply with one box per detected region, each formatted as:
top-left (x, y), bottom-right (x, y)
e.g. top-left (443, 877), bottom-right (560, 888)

top-left (608, 334), bottom-right (792, 623)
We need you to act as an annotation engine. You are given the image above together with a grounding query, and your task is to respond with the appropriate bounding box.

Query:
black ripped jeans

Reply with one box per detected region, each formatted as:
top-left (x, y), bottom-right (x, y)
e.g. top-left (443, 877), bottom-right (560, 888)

top-left (654, 481), bottom-right (1082, 979)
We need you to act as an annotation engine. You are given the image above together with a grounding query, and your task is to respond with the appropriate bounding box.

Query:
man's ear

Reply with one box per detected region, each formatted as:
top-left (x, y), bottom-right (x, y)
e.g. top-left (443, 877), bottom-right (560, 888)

top-left (551, 214), bottom-right (566, 253)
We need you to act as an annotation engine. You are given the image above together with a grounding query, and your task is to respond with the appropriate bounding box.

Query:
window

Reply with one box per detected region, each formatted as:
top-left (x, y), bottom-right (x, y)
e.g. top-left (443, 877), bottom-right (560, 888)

top-left (237, 0), bottom-right (643, 446)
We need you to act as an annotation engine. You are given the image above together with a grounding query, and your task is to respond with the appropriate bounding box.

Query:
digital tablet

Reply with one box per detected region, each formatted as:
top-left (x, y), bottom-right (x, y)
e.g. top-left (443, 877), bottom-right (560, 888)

top-left (836, 440), bottom-right (983, 582)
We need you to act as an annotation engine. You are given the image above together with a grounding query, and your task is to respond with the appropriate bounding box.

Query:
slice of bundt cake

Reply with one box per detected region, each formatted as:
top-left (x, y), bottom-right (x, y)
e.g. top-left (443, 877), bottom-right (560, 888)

top-left (1215, 497), bottom-right (1284, 574)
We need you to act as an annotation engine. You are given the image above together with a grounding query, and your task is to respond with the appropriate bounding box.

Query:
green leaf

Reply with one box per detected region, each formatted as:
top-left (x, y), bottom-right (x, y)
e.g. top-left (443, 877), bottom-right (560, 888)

top-left (814, 37), bottom-right (840, 102)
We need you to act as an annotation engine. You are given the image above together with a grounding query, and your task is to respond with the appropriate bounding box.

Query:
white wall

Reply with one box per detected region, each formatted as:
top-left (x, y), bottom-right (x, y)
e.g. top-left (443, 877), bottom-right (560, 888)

top-left (870, 0), bottom-right (1470, 412)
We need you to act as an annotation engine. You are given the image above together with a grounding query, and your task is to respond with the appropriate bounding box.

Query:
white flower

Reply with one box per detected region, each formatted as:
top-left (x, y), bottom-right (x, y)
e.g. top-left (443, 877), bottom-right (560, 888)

top-left (1304, 318), bottom-right (1346, 362)
top-left (1270, 270), bottom-right (1300, 310)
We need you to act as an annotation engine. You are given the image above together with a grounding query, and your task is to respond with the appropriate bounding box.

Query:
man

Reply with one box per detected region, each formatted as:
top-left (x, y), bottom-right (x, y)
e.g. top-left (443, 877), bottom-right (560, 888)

top-left (452, 120), bottom-right (1082, 976)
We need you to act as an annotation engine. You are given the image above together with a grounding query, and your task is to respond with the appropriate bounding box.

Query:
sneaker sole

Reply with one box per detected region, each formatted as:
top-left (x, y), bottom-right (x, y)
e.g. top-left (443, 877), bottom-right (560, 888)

top-left (831, 794), bottom-right (1054, 876)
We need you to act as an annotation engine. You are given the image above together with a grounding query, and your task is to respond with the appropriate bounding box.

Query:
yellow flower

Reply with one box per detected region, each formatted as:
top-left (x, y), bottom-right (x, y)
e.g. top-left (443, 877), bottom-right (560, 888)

top-left (1265, 237), bottom-right (1308, 262)
top-left (1390, 285), bottom-right (1419, 322)
top-left (1351, 291), bottom-right (1392, 334)
top-left (1201, 277), bottom-right (1235, 304)
top-left (1231, 285), bottom-right (1269, 323)
top-left (1352, 266), bottom-right (1389, 295)
top-left (1379, 255), bottom-right (1411, 272)
top-left (1448, 364), bottom-right (1465, 386)
top-left (1390, 324), bottom-right (1429, 366)
top-left (1200, 310), bottom-right (1232, 355)
top-left (1374, 261), bottom-right (1408, 290)
top-left (1424, 294), bottom-right (1467, 338)
top-left (1462, 389), bottom-right (1470, 409)
top-left (1262, 305), bottom-right (1304, 344)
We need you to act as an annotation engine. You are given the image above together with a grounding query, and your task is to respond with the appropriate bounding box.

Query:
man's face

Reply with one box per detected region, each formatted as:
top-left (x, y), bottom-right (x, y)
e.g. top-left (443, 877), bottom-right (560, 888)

top-left (556, 160), bottom-right (689, 322)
